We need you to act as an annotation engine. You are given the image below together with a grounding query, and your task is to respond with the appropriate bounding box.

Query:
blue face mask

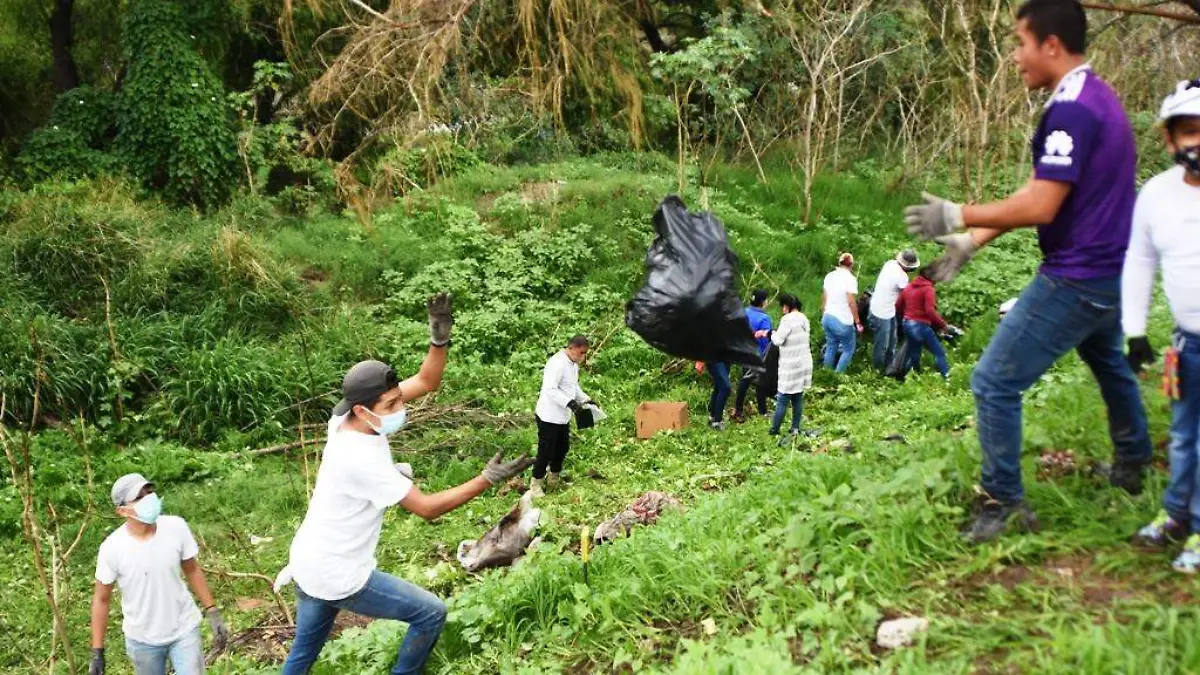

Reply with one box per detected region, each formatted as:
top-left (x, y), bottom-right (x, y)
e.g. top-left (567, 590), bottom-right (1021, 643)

top-left (365, 407), bottom-right (408, 436)
top-left (131, 493), bottom-right (163, 524)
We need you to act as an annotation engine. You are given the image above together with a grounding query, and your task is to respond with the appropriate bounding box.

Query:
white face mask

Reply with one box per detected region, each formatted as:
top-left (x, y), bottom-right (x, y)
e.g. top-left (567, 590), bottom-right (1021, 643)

top-left (128, 493), bottom-right (163, 524)
top-left (364, 407), bottom-right (408, 436)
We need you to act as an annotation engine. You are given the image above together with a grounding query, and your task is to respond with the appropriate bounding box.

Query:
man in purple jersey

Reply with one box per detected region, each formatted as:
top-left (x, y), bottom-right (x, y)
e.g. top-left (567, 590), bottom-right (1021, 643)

top-left (903, 0), bottom-right (1152, 544)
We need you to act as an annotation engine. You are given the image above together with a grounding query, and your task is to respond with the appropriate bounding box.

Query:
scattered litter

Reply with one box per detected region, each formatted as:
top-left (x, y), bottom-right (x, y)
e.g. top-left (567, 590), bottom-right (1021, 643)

top-left (876, 617), bottom-right (929, 649)
top-left (249, 535), bottom-right (273, 546)
top-left (1037, 449), bottom-right (1078, 480)
top-left (457, 491), bottom-right (542, 572)
top-left (235, 597), bottom-right (267, 611)
top-left (701, 617), bottom-right (719, 636)
top-left (594, 492), bottom-right (682, 543)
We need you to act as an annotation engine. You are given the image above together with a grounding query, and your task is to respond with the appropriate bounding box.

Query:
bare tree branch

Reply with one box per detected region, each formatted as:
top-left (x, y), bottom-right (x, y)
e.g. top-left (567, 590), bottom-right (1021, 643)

top-left (1080, 1), bottom-right (1200, 24)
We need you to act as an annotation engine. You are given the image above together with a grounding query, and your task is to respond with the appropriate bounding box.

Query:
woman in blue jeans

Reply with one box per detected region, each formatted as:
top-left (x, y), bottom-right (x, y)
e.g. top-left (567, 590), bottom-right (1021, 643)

top-left (821, 253), bottom-right (863, 373)
top-left (700, 361), bottom-right (732, 430)
top-left (895, 269), bottom-right (953, 379)
top-left (769, 294), bottom-right (813, 441)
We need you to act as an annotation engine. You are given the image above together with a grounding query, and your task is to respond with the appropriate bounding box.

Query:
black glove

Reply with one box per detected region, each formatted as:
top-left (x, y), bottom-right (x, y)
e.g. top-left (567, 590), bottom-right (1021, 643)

top-left (567, 400), bottom-right (581, 412)
top-left (1127, 337), bottom-right (1156, 375)
top-left (89, 648), bottom-right (104, 675)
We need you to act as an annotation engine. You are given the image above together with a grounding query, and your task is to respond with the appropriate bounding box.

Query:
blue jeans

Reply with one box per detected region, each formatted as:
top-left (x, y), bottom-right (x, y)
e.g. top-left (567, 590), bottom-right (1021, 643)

top-left (1164, 331), bottom-right (1200, 531)
top-left (125, 626), bottom-right (203, 675)
top-left (903, 320), bottom-right (949, 378)
top-left (706, 362), bottom-right (732, 423)
top-left (822, 315), bottom-right (857, 373)
top-left (970, 273), bottom-right (1151, 503)
top-left (282, 570), bottom-right (448, 675)
top-left (770, 392), bottom-right (804, 435)
top-left (870, 314), bottom-right (897, 370)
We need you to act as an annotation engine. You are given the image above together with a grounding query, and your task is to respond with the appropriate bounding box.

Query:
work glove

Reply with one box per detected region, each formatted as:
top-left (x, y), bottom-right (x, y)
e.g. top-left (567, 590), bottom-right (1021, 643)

top-left (904, 192), bottom-right (965, 240)
top-left (927, 233), bottom-right (979, 283)
top-left (582, 398), bottom-right (597, 408)
top-left (481, 452), bottom-right (535, 485)
top-left (89, 648), bottom-right (104, 675)
top-left (427, 292), bottom-right (453, 347)
top-left (1126, 336), bottom-right (1156, 375)
top-left (395, 462), bottom-right (414, 480)
top-left (567, 400), bottom-right (582, 412)
top-left (207, 607), bottom-right (230, 653)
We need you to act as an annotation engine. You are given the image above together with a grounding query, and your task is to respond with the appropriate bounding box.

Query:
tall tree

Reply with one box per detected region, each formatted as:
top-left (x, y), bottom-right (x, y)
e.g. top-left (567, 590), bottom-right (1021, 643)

top-left (49, 0), bottom-right (79, 91)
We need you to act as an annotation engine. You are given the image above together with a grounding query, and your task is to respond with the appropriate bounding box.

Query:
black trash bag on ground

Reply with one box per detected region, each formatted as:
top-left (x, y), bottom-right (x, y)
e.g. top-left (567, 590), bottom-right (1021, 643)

top-left (886, 338), bottom-right (913, 380)
top-left (626, 196), bottom-right (761, 366)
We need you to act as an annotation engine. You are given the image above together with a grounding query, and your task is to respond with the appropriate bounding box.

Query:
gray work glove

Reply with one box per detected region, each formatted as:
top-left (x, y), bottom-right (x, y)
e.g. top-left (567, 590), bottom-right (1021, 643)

top-left (927, 233), bottom-right (979, 283)
top-left (395, 462), bottom-right (414, 480)
top-left (481, 452), bottom-right (534, 485)
top-left (905, 192), bottom-right (965, 241)
top-left (427, 292), bottom-right (453, 347)
top-left (89, 648), bottom-right (104, 675)
top-left (207, 607), bottom-right (230, 653)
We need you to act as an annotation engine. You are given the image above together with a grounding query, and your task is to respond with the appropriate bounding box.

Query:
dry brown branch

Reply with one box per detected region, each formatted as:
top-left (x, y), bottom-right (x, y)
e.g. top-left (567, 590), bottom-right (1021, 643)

top-left (1080, 1), bottom-right (1200, 23)
top-left (203, 567), bottom-right (295, 626)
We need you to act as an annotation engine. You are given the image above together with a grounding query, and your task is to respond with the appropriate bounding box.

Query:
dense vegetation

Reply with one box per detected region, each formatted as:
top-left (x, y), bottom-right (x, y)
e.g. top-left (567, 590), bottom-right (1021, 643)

top-left (2, 1), bottom-right (1200, 674)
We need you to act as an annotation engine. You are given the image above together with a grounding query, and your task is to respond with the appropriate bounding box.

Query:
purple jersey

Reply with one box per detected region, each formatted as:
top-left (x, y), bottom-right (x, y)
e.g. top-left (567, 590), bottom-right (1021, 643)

top-left (1030, 65), bottom-right (1137, 280)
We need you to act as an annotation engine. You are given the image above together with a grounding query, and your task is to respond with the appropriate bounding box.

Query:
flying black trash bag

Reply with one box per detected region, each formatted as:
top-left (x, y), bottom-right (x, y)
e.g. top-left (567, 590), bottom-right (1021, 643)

top-left (625, 195), bottom-right (762, 366)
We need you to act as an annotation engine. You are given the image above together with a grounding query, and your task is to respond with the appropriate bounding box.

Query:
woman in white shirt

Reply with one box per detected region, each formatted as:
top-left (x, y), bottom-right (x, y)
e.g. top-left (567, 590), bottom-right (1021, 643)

top-left (770, 294), bottom-right (813, 442)
top-left (821, 252), bottom-right (863, 373)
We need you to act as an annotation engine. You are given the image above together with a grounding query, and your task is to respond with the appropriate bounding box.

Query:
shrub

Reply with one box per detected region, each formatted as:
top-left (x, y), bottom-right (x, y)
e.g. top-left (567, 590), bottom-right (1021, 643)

top-left (115, 0), bottom-right (239, 209)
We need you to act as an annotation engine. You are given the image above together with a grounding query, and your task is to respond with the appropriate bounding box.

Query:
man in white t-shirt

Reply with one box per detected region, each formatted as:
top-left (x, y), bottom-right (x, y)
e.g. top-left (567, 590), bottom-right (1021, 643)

top-left (531, 335), bottom-right (593, 496)
top-left (821, 252), bottom-right (862, 373)
top-left (280, 293), bottom-right (533, 675)
top-left (89, 474), bottom-right (229, 675)
top-left (868, 249), bottom-right (919, 370)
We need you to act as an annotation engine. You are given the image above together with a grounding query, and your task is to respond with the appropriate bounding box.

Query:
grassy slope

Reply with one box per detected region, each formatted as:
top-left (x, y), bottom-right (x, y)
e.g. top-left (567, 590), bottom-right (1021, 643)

top-left (0, 156), bottom-right (1191, 675)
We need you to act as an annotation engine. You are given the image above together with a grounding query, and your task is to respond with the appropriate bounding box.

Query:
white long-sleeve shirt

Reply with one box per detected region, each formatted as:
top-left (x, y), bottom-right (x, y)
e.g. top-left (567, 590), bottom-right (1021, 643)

top-left (534, 351), bottom-right (588, 425)
top-left (1121, 166), bottom-right (1200, 338)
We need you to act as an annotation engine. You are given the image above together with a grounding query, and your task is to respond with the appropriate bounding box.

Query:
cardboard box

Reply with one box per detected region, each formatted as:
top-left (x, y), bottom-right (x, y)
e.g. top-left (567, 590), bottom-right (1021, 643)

top-left (635, 402), bottom-right (689, 440)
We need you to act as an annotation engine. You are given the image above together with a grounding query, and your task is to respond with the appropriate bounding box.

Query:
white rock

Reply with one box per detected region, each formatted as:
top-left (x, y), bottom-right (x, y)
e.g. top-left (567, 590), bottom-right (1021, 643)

top-left (876, 617), bottom-right (929, 649)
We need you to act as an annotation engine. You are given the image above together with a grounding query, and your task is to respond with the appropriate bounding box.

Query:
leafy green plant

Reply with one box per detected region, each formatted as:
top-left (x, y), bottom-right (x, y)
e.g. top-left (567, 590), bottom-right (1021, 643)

top-left (115, 0), bottom-right (239, 209)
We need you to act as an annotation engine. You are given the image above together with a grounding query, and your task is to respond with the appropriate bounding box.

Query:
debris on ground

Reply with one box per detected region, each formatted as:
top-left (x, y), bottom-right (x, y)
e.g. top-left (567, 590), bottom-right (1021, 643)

top-left (1036, 449), bottom-right (1077, 480)
top-left (876, 617), bottom-right (930, 649)
top-left (457, 491), bottom-right (542, 572)
top-left (594, 491), bottom-right (683, 543)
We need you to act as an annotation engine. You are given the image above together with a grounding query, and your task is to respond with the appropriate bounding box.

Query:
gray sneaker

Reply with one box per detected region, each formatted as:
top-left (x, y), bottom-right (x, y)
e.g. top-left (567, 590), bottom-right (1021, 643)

top-left (963, 495), bottom-right (1040, 545)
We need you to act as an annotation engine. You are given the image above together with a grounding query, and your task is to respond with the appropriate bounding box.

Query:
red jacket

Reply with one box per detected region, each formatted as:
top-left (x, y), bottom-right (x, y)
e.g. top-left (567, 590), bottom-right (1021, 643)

top-left (895, 276), bottom-right (947, 331)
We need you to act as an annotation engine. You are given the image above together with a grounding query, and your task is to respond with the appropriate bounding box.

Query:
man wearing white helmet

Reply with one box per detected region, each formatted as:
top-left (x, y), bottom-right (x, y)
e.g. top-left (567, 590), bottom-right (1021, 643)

top-left (1122, 79), bottom-right (1200, 573)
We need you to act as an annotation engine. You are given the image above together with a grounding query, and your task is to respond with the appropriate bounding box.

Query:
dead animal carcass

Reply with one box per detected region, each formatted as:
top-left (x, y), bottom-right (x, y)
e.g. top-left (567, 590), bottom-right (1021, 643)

top-left (594, 491), bottom-right (682, 543)
top-left (456, 490), bottom-right (542, 572)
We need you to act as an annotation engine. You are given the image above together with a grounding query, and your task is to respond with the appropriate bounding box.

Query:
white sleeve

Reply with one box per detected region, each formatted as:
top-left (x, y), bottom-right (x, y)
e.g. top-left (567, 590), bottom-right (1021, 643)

top-left (355, 457), bottom-right (414, 510)
top-left (1121, 192), bottom-right (1159, 338)
top-left (177, 518), bottom-right (200, 561)
top-left (541, 357), bottom-right (573, 408)
top-left (771, 315), bottom-right (792, 346)
top-left (95, 542), bottom-right (117, 585)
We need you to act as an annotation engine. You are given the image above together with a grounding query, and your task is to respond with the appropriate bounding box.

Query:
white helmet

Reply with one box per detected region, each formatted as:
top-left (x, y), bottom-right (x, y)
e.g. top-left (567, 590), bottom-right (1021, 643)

top-left (1160, 79), bottom-right (1200, 122)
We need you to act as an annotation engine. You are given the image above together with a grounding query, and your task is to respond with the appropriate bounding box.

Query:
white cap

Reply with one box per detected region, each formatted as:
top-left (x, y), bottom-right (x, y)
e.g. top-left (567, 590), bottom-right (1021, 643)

top-left (111, 473), bottom-right (152, 506)
top-left (1160, 79), bottom-right (1200, 122)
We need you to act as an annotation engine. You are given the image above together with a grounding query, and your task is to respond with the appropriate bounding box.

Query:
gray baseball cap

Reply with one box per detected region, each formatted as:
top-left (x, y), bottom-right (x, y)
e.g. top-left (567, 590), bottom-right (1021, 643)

top-left (897, 249), bottom-right (920, 270)
top-left (332, 360), bottom-right (400, 416)
top-left (111, 473), bottom-right (153, 507)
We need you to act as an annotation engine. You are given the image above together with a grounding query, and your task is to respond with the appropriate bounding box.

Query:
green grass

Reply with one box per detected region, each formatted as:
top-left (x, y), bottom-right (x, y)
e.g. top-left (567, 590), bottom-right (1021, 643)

top-left (0, 154), bottom-right (1191, 674)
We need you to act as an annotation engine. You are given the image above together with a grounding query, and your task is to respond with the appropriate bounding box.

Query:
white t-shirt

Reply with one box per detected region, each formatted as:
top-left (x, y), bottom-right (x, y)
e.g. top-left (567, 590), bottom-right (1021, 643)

top-left (534, 351), bottom-right (587, 425)
top-left (95, 515), bottom-right (203, 646)
top-left (1122, 166), bottom-right (1200, 337)
top-left (287, 414), bottom-right (413, 601)
top-left (869, 260), bottom-right (910, 320)
top-left (822, 267), bottom-right (859, 325)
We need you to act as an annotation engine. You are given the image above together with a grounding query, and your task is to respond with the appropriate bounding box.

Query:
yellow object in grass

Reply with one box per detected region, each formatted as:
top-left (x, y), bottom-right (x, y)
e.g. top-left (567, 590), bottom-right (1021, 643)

top-left (581, 526), bottom-right (591, 563)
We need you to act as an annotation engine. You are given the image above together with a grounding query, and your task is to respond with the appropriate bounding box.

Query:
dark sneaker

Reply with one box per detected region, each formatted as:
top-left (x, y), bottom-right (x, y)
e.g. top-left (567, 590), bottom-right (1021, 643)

top-left (709, 420), bottom-right (726, 431)
top-left (963, 495), bottom-right (1040, 545)
top-left (1173, 535), bottom-right (1200, 574)
top-left (1106, 462), bottom-right (1148, 496)
top-left (730, 412), bottom-right (747, 424)
top-left (1132, 510), bottom-right (1188, 549)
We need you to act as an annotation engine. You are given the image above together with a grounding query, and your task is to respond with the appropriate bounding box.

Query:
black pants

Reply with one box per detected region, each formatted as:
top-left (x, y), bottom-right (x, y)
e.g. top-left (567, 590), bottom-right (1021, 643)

top-left (534, 416), bottom-right (570, 479)
top-left (734, 367), bottom-right (768, 416)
